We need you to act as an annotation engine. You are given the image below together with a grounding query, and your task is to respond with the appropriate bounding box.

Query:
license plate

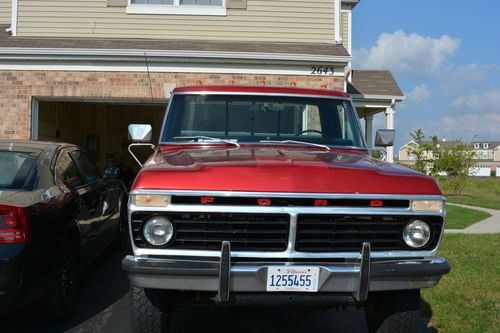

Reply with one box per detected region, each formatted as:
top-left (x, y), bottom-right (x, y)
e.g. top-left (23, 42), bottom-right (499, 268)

top-left (266, 267), bottom-right (319, 292)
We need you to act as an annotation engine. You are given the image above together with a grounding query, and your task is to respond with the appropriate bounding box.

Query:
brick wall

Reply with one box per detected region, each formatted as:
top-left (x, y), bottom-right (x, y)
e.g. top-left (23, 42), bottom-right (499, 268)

top-left (0, 70), bottom-right (344, 140)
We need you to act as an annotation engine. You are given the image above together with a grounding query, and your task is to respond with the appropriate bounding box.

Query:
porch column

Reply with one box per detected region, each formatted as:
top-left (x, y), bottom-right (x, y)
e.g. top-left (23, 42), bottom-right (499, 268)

top-left (365, 114), bottom-right (373, 148)
top-left (385, 103), bottom-right (395, 163)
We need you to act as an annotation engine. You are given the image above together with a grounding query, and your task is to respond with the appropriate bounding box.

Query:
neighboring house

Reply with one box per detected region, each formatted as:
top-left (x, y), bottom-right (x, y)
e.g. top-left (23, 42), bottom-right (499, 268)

top-left (0, 0), bottom-right (404, 167)
top-left (399, 140), bottom-right (500, 177)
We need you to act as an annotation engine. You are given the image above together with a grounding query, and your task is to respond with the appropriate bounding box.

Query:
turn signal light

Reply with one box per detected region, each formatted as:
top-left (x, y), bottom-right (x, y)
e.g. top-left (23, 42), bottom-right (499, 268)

top-left (411, 200), bottom-right (444, 212)
top-left (133, 194), bottom-right (170, 207)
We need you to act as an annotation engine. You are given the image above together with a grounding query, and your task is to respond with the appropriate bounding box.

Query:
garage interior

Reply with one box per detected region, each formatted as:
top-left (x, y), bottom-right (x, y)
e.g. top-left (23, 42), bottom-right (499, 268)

top-left (37, 101), bottom-right (166, 173)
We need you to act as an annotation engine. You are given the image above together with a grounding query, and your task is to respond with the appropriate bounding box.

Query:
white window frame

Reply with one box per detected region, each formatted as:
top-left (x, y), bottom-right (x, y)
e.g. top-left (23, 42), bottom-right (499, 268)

top-left (127, 0), bottom-right (227, 16)
top-left (483, 143), bottom-right (490, 149)
top-left (474, 143), bottom-right (480, 149)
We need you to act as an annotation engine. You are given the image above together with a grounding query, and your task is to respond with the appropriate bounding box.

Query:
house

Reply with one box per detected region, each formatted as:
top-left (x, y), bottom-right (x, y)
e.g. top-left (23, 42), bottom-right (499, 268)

top-left (398, 139), bottom-right (500, 176)
top-left (0, 0), bottom-right (404, 167)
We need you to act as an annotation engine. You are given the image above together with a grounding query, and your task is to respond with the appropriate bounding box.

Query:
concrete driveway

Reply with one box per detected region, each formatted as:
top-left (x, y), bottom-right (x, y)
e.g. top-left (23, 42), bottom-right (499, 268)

top-left (0, 247), bottom-right (370, 333)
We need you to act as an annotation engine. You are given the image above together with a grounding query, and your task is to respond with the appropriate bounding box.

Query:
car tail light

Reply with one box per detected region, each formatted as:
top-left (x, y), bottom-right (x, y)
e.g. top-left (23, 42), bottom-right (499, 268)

top-left (0, 205), bottom-right (30, 244)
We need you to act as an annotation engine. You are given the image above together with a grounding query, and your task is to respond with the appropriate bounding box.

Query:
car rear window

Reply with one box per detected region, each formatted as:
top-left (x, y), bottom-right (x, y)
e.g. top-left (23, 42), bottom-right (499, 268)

top-left (0, 152), bottom-right (37, 189)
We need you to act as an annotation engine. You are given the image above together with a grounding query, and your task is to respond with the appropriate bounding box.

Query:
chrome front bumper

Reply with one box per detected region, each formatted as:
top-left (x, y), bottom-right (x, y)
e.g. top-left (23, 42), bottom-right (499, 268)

top-left (123, 242), bottom-right (450, 303)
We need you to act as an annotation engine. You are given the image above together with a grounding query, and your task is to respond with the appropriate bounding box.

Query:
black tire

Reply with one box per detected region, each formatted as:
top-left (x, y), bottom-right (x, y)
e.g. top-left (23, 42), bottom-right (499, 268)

top-left (39, 244), bottom-right (79, 320)
top-left (365, 289), bottom-right (422, 333)
top-left (130, 286), bottom-right (169, 333)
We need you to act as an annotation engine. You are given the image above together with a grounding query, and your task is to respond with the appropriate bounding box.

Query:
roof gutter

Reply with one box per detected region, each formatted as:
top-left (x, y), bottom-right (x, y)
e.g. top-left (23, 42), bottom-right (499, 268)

top-left (0, 48), bottom-right (352, 64)
top-left (335, 0), bottom-right (343, 45)
top-left (5, 0), bottom-right (18, 36)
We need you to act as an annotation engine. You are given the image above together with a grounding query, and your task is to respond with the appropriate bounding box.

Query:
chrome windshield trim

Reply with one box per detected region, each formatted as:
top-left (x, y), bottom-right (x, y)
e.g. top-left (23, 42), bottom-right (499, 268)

top-left (158, 91), bottom-right (366, 150)
top-left (172, 91), bottom-right (353, 101)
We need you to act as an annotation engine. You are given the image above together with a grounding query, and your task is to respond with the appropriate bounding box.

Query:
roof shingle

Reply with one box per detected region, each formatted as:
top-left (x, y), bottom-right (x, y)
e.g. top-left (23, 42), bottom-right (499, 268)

top-left (0, 25), bottom-right (349, 57)
top-left (348, 70), bottom-right (404, 98)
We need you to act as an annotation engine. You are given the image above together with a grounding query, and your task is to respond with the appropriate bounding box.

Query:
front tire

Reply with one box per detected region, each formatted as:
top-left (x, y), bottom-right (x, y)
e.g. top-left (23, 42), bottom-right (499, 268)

top-left (365, 289), bottom-right (422, 333)
top-left (40, 244), bottom-right (79, 320)
top-left (130, 286), bottom-right (170, 333)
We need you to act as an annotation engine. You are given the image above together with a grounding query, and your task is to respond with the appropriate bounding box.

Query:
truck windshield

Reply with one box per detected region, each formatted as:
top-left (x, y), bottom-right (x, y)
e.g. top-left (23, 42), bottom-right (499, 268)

top-left (162, 94), bottom-right (365, 148)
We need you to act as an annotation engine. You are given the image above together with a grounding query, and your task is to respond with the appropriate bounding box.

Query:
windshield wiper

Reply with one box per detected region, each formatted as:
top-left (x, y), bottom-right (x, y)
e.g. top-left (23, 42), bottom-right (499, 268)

top-left (173, 136), bottom-right (240, 148)
top-left (260, 140), bottom-right (330, 151)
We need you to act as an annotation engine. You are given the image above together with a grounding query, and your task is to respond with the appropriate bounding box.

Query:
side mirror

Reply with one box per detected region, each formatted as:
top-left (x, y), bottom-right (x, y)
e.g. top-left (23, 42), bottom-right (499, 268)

top-left (128, 124), bottom-right (152, 143)
top-left (375, 129), bottom-right (395, 147)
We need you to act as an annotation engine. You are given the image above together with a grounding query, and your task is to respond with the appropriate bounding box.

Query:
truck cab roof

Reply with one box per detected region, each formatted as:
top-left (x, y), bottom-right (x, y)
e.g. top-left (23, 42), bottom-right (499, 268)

top-left (172, 85), bottom-right (351, 98)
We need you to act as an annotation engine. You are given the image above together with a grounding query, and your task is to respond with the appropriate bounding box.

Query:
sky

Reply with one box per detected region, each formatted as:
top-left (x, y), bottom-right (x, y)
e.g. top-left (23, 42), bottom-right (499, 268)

top-left (352, 0), bottom-right (500, 149)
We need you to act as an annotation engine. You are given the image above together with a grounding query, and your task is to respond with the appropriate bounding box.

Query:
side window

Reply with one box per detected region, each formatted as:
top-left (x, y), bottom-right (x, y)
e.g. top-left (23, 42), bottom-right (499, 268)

top-left (56, 152), bottom-right (84, 187)
top-left (71, 151), bottom-right (101, 184)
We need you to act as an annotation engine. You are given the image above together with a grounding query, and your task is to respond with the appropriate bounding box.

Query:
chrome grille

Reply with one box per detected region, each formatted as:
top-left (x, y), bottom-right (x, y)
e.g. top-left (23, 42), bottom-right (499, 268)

top-left (131, 212), bottom-right (289, 251)
top-left (295, 215), bottom-right (443, 252)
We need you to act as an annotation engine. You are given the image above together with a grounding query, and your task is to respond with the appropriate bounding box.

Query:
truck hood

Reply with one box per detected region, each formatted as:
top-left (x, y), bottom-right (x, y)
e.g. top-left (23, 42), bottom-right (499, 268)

top-left (132, 146), bottom-right (441, 195)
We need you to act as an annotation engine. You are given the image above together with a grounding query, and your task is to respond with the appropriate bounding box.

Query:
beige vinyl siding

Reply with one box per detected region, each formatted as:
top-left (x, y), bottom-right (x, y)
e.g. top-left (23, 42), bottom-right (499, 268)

top-left (341, 10), bottom-right (349, 50)
top-left (17, 0), bottom-right (336, 43)
top-left (0, 0), bottom-right (10, 25)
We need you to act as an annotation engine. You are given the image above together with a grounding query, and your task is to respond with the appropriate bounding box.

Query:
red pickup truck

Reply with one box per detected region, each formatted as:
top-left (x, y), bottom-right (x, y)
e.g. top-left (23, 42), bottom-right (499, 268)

top-left (122, 85), bottom-right (449, 333)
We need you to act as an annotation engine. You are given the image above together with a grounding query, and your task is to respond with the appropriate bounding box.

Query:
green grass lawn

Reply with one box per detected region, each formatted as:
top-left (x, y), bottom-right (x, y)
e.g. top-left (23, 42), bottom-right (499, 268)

top-left (438, 178), bottom-right (500, 210)
top-left (447, 196), bottom-right (500, 210)
top-left (445, 204), bottom-right (491, 229)
top-left (421, 234), bottom-right (500, 333)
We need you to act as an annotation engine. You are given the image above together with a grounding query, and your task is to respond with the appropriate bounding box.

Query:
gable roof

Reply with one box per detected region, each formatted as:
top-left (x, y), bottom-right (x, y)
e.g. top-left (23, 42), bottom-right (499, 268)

top-left (348, 70), bottom-right (404, 98)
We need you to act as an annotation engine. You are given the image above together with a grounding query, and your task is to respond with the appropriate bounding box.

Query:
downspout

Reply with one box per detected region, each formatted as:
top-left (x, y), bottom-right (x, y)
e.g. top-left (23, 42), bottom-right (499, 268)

top-left (334, 0), bottom-right (342, 45)
top-left (6, 0), bottom-right (18, 36)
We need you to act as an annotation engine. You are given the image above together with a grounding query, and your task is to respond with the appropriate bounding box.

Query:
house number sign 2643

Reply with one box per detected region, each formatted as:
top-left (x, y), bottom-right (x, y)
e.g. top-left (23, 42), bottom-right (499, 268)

top-left (311, 66), bottom-right (335, 75)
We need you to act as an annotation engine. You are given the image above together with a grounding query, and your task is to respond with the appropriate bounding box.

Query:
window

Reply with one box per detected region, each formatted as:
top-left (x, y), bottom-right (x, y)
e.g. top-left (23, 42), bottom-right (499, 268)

top-left (162, 94), bottom-right (365, 148)
top-left (127, 0), bottom-right (226, 15)
top-left (483, 143), bottom-right (490, 149)
top-left (0, 152), bottom-right (36, 189)
top-left (56, 152), bottom-right (84, 188)
top-left (71, 151), bottom-right (101, 184)
top-left (474, 143), bottom-right (480, 149)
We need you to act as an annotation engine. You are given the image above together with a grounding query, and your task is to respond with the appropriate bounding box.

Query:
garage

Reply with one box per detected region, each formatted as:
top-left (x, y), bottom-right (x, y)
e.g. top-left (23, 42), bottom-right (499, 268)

top-left (35, 100), bottom-right (166, 173)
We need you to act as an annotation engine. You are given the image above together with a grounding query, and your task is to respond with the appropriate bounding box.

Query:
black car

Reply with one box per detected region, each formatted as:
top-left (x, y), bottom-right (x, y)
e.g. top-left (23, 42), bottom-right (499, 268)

top-left (0, 141), bottom-right (127, 319)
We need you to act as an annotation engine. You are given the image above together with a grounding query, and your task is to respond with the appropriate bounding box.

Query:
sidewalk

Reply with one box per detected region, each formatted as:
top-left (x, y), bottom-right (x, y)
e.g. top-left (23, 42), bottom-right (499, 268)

top-left (445, 203), bottom-right (500, 234)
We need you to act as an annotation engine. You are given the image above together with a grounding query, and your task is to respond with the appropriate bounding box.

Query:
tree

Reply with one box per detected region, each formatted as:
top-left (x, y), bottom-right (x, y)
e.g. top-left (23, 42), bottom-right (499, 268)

top-left (408, 129), bottom-right (431, 173)
top-left (433, 140), bottom-right (475, 194)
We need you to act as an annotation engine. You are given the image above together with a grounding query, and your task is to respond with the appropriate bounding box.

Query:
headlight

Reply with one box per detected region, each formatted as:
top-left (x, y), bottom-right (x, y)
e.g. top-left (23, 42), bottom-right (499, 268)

top-left (143, 216), bottom-right (174, 246)
top-left (403, 220), bottom-right (431, 248)
top-left (133, 194), bottom-right (170, 207)
top-left (411, 200), bottom-right (443, 212)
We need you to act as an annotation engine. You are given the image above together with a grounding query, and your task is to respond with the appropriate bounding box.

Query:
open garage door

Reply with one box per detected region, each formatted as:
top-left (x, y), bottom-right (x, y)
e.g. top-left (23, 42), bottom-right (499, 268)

top-left (36, 101), bottom-right (166, 173)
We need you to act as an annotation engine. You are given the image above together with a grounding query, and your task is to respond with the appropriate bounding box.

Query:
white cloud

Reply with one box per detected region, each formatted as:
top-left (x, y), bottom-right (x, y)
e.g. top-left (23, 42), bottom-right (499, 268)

top-left (451, 88), bottom-right (500, 110)
top-left (420, 89), bottom-right (500, 140)
top-left (439, 64), bottom-right (489, 94)
top-left (439, 112), bottom-right (500, 138)
top-left (354, 30), bottom-right (461, 76)
top-left (406, 84), bottom-right (431, 105)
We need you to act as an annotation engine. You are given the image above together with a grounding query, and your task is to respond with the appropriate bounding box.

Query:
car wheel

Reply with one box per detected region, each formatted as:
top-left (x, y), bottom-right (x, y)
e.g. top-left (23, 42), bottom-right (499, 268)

top-left (40, 244), bottom-right (79, 320)
top-left (130, 285), bottom-right (170, 333)
top-left (365, 289), bottom-right (422, 333)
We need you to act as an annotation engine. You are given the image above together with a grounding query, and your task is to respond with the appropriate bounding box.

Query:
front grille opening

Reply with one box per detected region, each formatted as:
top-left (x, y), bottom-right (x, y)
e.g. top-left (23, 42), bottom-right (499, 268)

top-left (132, 212), bottom-right (290, 251)
top-left (295, 215), bottom-right (443, 252)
